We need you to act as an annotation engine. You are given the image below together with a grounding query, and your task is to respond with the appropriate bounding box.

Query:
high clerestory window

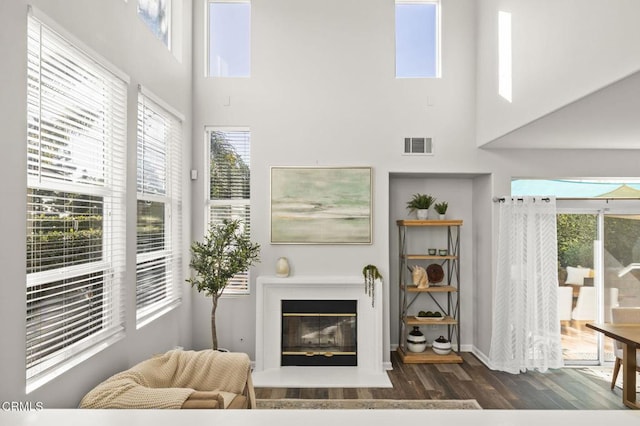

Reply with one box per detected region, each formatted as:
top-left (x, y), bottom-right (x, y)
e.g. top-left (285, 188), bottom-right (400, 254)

top-left (26, 11), bottom-right (128, 391)
top-left (136, 87), bottom-right (183, 327)
top-left (207, 0), bottom-right (251, 77)
top-left (137, 0), bottom-right (171, 48)
top-left (395, 0), bottom-right (441, 78)
top-left (206, 128), bottom-right (252, 294)
top-left (498, 11), bottom-right (513, 102)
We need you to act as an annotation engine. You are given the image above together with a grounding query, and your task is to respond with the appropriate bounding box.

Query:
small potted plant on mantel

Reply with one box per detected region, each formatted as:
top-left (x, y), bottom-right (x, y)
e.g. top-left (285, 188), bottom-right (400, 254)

top-left (406, 193), bottom-right (436, 220)
top-left (434, 201), bottom-right (448, 220)
top-left (362, 264), bottom-right (383, 307)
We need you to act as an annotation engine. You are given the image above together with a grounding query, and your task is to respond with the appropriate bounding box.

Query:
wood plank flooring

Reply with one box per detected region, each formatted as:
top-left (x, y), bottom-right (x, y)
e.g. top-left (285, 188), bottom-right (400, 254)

top-left (255, 351), bottom-right (626, 409)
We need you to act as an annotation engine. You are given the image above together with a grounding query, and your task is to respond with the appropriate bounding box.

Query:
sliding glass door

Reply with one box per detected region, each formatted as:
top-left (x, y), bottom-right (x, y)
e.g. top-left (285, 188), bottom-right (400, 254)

top-left (512, 178), bottom-right (640, 366)
top-left (558, 209), bottom-right (640, 365)
top-left (557, 211), bottom-right (599, 364)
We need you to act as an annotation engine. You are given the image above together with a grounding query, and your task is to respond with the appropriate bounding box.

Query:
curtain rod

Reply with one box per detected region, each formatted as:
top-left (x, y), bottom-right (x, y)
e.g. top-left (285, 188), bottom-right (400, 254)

top-left (493, 197), bottom-right (551, 203)
top-left (492, 197), bottom-right (640, 203)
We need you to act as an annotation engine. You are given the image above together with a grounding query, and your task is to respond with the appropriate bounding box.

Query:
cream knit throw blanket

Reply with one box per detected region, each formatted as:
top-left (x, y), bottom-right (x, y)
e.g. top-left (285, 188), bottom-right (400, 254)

top-left (79, 350), bottom-right (250, 409)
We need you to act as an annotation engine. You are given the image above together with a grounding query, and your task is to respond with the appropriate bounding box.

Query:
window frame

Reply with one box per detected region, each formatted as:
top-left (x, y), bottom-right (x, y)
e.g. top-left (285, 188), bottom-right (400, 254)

top-left (205, 0), bottom-right (251, 78)
top-left (135, 87), bottom-right (184, 327)
top-left (395, 0), bottom-right (442, 79)
top-left (137, 0), bottom-right (172, 49)
top-left (205, 126), bottom-right (252, 295)
top-left (25, 9), bottom-right (128, 392)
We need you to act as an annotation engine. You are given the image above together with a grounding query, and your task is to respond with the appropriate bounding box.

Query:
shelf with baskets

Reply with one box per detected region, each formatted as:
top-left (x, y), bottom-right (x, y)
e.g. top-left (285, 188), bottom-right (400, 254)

top-left (396, 219), bottom-right (463, 364)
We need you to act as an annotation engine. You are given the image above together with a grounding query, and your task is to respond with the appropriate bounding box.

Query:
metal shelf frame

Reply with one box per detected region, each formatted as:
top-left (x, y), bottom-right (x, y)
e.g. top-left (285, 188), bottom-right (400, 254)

top-left (396, 220), bottom-right (462, 363)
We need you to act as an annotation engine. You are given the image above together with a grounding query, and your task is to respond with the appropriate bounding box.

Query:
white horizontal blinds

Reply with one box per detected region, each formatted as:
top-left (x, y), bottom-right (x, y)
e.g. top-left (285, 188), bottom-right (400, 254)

top-left (26, 15), bottom-right (127, 384)
top-left (136, 91), bottom-right (182, 324)
top-left (208, 129), bottom-right (251, 293)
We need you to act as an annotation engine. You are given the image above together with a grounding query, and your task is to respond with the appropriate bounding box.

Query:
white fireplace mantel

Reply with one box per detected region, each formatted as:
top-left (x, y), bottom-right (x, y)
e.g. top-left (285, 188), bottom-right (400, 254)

top-left (253, 275), bottom-right (391, 388)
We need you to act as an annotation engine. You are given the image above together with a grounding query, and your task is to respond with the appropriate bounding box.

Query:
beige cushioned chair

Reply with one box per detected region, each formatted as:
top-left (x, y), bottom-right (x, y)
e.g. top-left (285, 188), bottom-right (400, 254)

top-left (610, 307), bottom-right (640, 390)
top-left (80, 349), bottom-right (255, 409)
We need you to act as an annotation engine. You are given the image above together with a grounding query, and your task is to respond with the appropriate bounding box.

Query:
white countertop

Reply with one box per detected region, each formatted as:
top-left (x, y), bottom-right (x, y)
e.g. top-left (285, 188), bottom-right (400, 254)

top-left (1, 409), bottom-right (639, 426)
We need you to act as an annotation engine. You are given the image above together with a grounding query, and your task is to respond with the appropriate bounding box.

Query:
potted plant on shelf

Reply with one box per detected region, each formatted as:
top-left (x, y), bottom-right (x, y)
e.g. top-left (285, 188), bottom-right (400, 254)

top-left (187, 219), bottom-right (261, 350)
top-left (406, 193), bottom-right (436, 220)
top-left (434, 201), bottom-right (448, 220)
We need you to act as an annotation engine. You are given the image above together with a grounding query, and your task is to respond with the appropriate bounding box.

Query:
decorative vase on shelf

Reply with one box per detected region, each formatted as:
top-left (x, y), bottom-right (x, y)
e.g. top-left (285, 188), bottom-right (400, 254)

top-left (432, 335), bottom-right (452, 355)
top-left (276, 257), bottom-right (290, 277)
top-left (438, 214), bottom-right (446, 220)
top-left (417, 209), bottom-right (429, 220)
top-left (407, 326), bottom-right (427, 353)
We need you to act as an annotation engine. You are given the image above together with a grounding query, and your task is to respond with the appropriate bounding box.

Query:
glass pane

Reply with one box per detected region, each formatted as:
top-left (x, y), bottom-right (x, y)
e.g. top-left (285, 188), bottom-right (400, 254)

top-left (557, 213), bottom-right (599, 362)
top-left (137, 99), bottom-right (168, 195)
top-left (137, 0), bottom-right (170, 47)
top-left (136, 258), bottom-right (167, 310)
top-left (27, 189), bottom-right (103, 273)
top-left (208, 2), bottom-right (251, 77)
top-left (395, 3), bottom-right (438, 78)
top-left (26, 272), bottom-right (105, 370)
top-left (209, 130), bottom-right (250, 200)
top-left (603, 214), bottom-right (640, 361)
top-left (282, 316), bottom-right (357, 353)
top-left (137, 200), bottom-right (165, 254)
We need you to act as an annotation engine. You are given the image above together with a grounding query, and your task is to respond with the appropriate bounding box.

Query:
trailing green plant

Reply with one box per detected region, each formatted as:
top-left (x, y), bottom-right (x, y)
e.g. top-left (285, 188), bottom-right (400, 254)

top-left (406, 193), bottom-right (436, 213)
top-left (187, 219), bottom-right (261, 350)
top-left (434, 201), bottom-right (448, 215)
top-left (362, 264), bottom-right (383, 307)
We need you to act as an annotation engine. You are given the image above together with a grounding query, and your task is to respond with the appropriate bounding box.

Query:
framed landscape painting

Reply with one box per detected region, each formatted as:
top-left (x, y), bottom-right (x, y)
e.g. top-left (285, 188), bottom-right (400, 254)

top-left (270, 167), bottom-right (372, 244)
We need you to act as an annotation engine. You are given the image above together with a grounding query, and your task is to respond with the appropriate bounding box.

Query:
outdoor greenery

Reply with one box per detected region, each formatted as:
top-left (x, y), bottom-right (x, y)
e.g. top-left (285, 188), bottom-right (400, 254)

top-left (557, 214), bottom-right (640, 269)
top-left (604, 216), bottom-right (640, 267)
top-left (557, 214), bottom-right (597, 268)
top-left (210, 131), bottom-right (250, 200)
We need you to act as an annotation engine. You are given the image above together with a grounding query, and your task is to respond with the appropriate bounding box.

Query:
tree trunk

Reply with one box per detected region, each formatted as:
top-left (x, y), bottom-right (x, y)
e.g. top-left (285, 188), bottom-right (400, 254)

top-left (211, 296), bottom-right (219, 350)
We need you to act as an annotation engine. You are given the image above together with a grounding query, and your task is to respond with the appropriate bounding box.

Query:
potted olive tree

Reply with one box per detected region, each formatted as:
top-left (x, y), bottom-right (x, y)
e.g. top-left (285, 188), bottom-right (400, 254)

top-left (406, 193), bottom-right (436, 220)
top-left (187, 219), bottom-right (261, 350)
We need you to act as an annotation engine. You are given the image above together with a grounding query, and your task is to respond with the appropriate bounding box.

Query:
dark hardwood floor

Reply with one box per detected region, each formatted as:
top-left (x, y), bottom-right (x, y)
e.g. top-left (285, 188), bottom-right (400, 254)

top-left (255, 351), bottom-right (627, 409)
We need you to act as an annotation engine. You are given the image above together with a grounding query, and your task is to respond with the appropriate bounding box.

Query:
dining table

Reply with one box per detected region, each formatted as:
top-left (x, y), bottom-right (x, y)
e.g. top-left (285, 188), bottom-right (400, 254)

top-left (586, 322), bottom-right (640, 409)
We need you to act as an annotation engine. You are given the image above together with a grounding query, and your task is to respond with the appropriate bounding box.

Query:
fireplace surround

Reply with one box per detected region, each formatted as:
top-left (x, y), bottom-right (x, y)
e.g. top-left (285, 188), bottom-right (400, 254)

top-left (253, 275), bottom-right (391, 388)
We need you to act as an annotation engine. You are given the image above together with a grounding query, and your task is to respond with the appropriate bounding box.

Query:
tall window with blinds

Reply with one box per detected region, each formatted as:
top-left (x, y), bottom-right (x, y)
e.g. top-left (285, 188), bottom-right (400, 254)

top-left (136, 90), bottom-right (183, 326)
top-left (25, 14), bottom-right (127, 390)
top-left (207, 128), bottom-right (251, 294)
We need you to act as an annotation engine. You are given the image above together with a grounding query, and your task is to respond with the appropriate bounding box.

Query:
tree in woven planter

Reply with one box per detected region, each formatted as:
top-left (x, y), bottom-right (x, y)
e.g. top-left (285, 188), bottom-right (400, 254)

top-left (187, 219), bottom-right (260, 350)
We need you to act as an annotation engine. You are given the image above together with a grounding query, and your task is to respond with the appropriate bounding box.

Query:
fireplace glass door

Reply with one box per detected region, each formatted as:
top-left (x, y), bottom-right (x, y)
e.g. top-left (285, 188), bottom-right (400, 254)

top-left (281, 300), bottom-right (357, 366)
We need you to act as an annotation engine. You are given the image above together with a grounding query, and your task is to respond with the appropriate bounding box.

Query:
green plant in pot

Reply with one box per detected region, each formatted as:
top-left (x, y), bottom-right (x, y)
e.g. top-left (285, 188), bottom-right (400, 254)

top-left (406, 193), bottom-right (436, 220)
top-left (434, 201), bottom-right (448, 219)
top-left (362, 264), bottom-right (383, 307)
top-left (187, 219), bottom-right (261, 350)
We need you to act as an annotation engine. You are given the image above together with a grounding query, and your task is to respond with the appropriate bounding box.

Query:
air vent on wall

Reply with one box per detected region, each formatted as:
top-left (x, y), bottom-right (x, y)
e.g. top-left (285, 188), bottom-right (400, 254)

top-left (403, 137), bottom-right (433, 155)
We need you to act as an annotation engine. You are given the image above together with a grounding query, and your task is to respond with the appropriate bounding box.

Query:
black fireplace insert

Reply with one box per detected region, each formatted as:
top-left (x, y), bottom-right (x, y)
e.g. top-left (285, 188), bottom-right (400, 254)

top-left (281, 300), bottom-right (357, 366)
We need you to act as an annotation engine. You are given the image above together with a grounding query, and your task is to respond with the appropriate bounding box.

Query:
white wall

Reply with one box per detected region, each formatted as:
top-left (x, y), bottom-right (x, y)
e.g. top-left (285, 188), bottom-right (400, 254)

top-left (190, 0), bottom-right (480, 363)
top-left (388, 176), bottom-right (476, 350)
top-left (190, 0), bottom-right (640, 370)
top-left (476, 0), bottom-right (640, 146)
top-left (0, 0), bottom-right (193, 407)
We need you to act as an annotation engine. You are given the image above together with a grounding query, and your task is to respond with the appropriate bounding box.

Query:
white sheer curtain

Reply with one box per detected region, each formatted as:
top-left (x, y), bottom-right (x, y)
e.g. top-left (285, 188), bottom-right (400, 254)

top-left (489, 196), bottom-right (564, 373)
